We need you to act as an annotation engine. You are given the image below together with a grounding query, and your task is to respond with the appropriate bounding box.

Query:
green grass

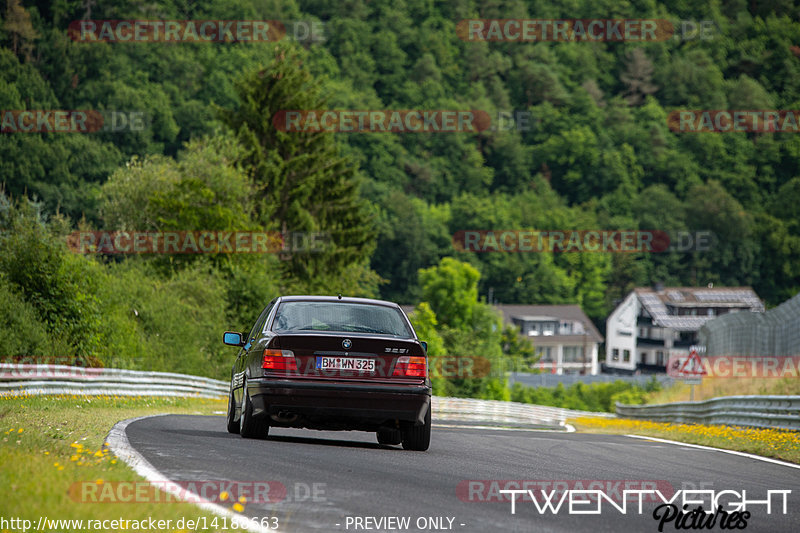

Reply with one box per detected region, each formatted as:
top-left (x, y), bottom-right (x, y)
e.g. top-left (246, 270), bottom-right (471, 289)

top-left (645, 376), bottom-right (800, 404)
top-left (569, 416), bottom-right (800, 464)
top-left (0, 395), bottom-right (249, 532)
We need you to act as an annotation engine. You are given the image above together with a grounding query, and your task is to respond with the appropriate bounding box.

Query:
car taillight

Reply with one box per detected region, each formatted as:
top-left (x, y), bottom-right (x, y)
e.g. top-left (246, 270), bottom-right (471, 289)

top-left (262, 349), bottom-right (297, 373)
top-left (392, 356), bottom-right (427, 377)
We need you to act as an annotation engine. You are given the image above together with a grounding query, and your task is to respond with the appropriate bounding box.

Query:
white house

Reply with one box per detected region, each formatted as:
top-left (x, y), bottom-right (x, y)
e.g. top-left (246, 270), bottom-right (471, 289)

top-left (605, 286), bottom-right (764, 373)
top-left (495, 304), bottom-right (603, 375)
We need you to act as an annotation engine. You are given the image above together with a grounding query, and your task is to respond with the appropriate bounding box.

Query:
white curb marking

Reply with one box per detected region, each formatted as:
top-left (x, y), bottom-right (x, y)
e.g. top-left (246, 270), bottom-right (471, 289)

top-left (105, 414), bottom-right (277, 533)
top-left (625, 434), bottom-right (800, 471)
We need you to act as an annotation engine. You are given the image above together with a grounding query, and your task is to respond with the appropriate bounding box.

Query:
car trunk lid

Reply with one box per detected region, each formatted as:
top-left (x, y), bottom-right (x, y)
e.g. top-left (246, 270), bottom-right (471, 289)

top-left (270, 333), bottom-right (425, 383)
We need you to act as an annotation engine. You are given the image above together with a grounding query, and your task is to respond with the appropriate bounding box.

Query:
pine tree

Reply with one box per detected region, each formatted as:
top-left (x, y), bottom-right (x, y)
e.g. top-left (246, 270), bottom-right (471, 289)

top-left (3, 0), bottom-right (38, 60)
top-left (221, 45), bottom-right (375, 286)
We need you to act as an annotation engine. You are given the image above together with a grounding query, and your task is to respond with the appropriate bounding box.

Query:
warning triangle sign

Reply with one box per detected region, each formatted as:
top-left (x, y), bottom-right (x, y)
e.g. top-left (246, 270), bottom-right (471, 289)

top-left (677, 349), bottom-right (707, 376)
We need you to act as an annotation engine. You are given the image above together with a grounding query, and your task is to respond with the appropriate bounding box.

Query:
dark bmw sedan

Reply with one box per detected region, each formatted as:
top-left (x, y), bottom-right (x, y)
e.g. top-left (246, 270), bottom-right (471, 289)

top-left (223, 295), bottom-right (432, 450)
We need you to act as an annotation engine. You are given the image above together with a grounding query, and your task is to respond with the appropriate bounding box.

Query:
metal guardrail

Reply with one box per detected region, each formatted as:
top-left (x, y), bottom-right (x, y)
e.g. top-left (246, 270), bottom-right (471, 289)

top-left (433, 397), bottom-right (614, 427)
top-left (0, 364), bottom-right (228, 399)
top-left (0, 364), bottom-right (612, 428)
top-left (615, 395), bottom-right (800, 431)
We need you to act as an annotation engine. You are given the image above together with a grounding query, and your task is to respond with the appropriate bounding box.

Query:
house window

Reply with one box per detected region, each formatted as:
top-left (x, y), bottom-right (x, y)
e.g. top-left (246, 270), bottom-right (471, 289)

top-left (537, 347), bottom-right (553, 361)
top-left (657, 351), bottom-right (665, 366)
top-left (612, 348), bottom-right (619, 362)
top-left (542, 323), bottom-right (554, 336)
top-left (623, 349), bottom-right (631, 363)
top-left (564, 346), bottom-right (583, 362)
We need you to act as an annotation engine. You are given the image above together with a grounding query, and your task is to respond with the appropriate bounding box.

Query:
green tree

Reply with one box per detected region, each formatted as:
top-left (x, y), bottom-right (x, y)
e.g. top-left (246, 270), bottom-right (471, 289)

top-left (371, 191), bottom-right (451, 302)
top-left (419, 257), bottom-right (480, 330)
top-left (407, 302), bottom-right (445, 357)
top-left (221, 44), bottom-right (376, 287)
top-left (501, 323), bottom-right (537, 371)
top-left (100, 137), bottom-right (254, 234)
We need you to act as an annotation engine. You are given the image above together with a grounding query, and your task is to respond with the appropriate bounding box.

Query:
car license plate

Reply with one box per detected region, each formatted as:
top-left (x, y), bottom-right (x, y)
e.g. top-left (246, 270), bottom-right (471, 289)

top-left (316, 356), bottom-right (375, 372)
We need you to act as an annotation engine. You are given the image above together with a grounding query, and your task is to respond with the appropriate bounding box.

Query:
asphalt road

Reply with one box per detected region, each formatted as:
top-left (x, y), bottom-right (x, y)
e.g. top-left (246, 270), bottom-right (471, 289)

top-left (124, 415), bottom-right (800, 533)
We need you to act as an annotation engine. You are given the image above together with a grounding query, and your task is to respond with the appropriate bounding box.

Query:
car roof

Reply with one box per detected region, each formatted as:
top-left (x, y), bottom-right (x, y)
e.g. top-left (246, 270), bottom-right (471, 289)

top-left (276, 295), bottom-right (402, 308)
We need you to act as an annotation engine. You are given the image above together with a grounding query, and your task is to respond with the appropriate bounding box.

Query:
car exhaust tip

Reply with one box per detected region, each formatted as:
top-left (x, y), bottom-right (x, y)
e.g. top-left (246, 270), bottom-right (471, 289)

top-left (271, 411), bottom-right (299, 423)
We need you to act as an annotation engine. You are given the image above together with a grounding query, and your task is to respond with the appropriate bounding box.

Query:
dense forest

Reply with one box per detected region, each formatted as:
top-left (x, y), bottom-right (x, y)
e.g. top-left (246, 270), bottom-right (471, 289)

top-left (2, 0), bottom-right (799, 393)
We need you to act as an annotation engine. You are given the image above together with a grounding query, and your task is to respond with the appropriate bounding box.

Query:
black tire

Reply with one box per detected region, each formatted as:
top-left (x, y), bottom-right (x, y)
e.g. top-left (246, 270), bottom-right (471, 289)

top-left (376, 428), bottom-right (402, 445)
top-left (226, 389), bottom-right (240, 434)
top-left (401, 404), bottom-right (431, 451)
top-left (239, 379), bottom-right (269, 439)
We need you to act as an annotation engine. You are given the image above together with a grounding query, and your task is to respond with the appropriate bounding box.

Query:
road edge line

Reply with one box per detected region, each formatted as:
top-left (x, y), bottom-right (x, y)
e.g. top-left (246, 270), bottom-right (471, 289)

top-left (106, 414), bottom-right (277, 533)
top-left (625, 434), bottom-right (800, 470)
top-left (433, 423), bottom-right (567, 432)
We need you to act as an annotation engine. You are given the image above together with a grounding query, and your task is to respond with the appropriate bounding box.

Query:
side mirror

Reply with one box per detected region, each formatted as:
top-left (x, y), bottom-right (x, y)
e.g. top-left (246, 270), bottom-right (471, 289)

top-left (223, 331), bottom-right (245, 347)
top-left (420, 341), bottom-right (428, 353)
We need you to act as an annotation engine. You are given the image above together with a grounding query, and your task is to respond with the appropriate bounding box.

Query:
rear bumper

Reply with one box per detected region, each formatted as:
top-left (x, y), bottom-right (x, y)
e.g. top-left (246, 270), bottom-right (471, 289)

top-left (247, 378), bottom-right (431, 426)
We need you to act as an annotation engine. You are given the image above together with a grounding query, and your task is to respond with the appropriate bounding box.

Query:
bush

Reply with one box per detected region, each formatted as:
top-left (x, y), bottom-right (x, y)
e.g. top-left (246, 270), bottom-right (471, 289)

top-left (610, 389), bottom-right (649, 407)
top-left (510, 380), bottom-right (653, 413)
top-left (0, 275), bottom-right (51, 358)
top-left (0, 197), bottom-right (104, 362)
top-left (0, 193), bottom-right (243, 379)
top-left (98, 259), bottom-right (231, 379)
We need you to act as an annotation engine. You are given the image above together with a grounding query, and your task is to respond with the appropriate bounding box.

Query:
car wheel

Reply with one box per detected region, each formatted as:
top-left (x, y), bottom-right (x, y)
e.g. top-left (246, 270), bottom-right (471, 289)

top-left (401, 403), bottom-right (431, 451)
top-left (239, 379), bottom-right (269, 439)
top-left (376, 427), bottom-right (401, 445)
top-left (226, 389), bottom-right (240, 434)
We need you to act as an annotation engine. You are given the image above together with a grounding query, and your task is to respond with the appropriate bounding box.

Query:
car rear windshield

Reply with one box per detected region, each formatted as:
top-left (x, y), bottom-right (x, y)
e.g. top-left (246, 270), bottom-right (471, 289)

top-left (272, 301), bottom-right (413, 337)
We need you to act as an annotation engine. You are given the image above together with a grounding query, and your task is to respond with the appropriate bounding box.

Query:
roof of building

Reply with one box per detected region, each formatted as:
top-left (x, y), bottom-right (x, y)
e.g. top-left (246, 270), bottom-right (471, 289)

top-left (494, 304), bottom-right (603, 343)
top-left (400, 303), bottom-right (603, 343)
top-left (634, 286), bottom-right (763, 332)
